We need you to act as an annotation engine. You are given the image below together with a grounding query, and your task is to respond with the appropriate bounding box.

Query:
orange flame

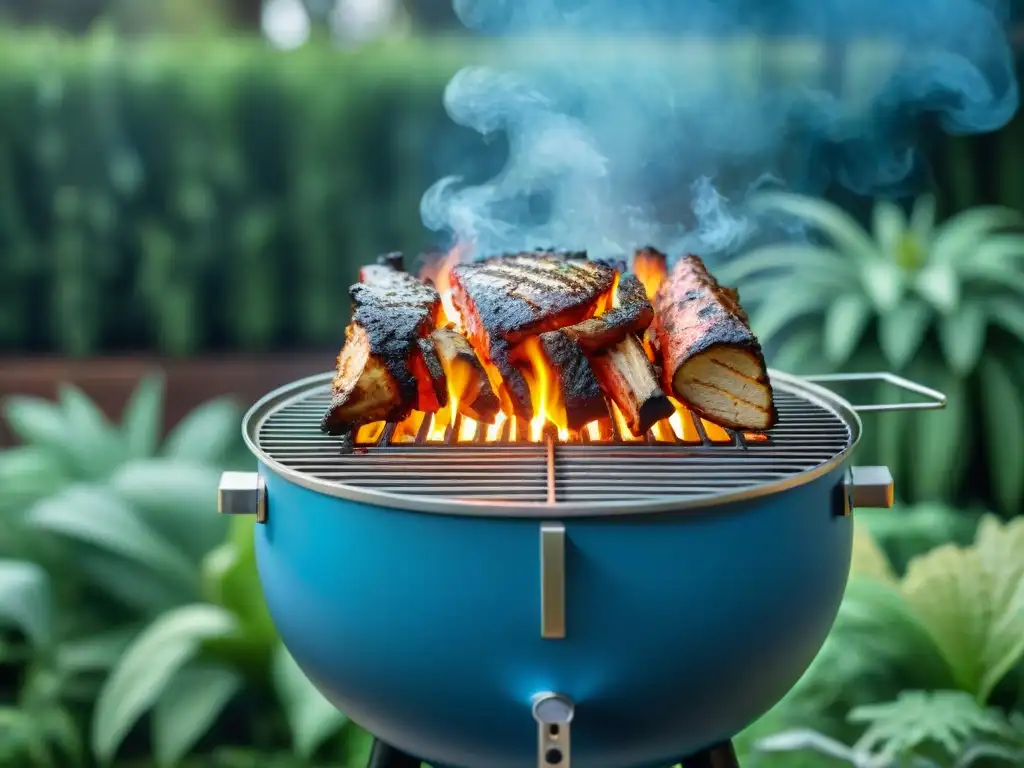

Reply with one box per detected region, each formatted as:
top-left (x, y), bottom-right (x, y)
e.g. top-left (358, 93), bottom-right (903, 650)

top-left (349, 247), bottom-right (750, 446)
top-left (633, 250), bottom-right (668, 300)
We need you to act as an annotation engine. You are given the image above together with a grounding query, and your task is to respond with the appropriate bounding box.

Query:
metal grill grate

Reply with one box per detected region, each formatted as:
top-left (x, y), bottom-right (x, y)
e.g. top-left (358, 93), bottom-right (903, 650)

top-left (253, 375), bottom-right (854, 505)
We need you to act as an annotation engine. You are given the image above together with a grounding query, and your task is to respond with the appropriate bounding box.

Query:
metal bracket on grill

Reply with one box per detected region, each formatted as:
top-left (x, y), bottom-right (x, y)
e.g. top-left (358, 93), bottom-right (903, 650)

top-left (218, 472), bottom-right (267, 524)
top-left (533, 692), bottom-right (574, 768)
top-left (540, 522), bottom-right (566, 638)
top-left (841, 466), bottom-right (894, 515)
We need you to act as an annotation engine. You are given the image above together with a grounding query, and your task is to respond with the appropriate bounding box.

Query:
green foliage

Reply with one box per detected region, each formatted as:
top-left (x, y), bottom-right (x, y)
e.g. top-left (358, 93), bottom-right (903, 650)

top-left (0, 376), bottom-right (370, 766)
top-left (0, 33), bottom-right (467, 357)
top-left (720, 194), bottom-right (1024, 514)
top-left (757, 691), bottom-right (1024, 767)
top-left (741, 515), bottom-right (1024, 768)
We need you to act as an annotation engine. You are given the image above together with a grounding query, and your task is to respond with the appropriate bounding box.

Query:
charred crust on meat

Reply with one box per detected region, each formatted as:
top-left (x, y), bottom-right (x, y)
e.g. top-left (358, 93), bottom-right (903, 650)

top-left (516, 330), bottom-right (609, 430)
top-left (415, 337), bottom-right (448, 410)
top-left (561, 273), bottom-right (654, 352)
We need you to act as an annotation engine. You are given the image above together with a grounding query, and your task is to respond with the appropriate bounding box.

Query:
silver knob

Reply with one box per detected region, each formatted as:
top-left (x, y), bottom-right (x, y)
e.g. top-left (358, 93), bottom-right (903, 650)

top-left (218, 472), bottom-right (267, 523)
top-left (532, 693), bottom-right (573, 768)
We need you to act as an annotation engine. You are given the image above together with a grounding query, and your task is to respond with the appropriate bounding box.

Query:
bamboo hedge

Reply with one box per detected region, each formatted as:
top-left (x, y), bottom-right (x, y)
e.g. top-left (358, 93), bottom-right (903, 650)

top-left (0, 32), bottom-right (1020, 355)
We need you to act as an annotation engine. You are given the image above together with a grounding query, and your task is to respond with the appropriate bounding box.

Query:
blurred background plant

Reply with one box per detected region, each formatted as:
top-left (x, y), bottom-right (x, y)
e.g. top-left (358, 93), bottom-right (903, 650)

top-left (0, 0), bottom-right (1023, 765)
top-left (719, 194), bottom-right (1024, 516)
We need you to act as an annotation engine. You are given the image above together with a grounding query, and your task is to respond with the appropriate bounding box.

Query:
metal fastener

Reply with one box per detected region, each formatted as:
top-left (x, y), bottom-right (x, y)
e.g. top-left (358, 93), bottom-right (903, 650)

top-left (845, 466), bottom-right (894, 511)
top-left (532, 693), bottom-right (574, 768)
top-left (218, 471), bottom-right (267, 523)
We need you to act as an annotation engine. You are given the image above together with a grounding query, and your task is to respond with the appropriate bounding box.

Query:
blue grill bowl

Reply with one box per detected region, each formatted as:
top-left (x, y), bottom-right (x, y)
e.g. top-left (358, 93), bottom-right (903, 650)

top-left (254, 465), bottom-right (853, 768)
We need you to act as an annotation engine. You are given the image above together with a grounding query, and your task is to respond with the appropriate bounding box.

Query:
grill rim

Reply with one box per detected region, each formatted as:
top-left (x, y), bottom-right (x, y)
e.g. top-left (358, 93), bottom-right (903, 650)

top-left (242, 369), bottom-right (861, 518)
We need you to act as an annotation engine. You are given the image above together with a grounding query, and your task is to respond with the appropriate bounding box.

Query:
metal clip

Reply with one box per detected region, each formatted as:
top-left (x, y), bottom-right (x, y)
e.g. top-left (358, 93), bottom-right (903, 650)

top-left (218, 472), bottom-right (267, 523)
top-left (844, 466), bottom-right (894, 513)
top-left (532, 693), bottom-right (574, 768)
top-left (801, 372), bottom-right (946, 413)
top-left (540, 522), bottom-right (566, 639)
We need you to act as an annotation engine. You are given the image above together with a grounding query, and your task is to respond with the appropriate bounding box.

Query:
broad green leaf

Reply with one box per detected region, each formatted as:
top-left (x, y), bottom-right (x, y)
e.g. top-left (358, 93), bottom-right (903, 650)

top-left (750, 291), bottom-right (831, 348)
top-left (92, 604), bottom-right (238, 764)
top-left (749, 192), bottom-right (881, 264)
top-left (908, 194), bottom-right (937, 244)
top-left (272, 643), bottom-right (348, 758)
top-left (801, 576), bottom-right (951, 705)
top-left (979, 357), bottom-right (1024, 515)
top-left (858, 259), bottom-right (905, 312)
top-left (931, 206), bottom-right (1024, 266)
top-left (971, 517), bottom-right (1024, 700)
top-left (755, 729), bottom-right (855, 762)
top-left (74, 550), bottom-right (191, 616)
top-left (850, 690), bottom-right (1010, 762)
top-left (339, 726), bottom-right (376, 767)
top-left (715, 244), bottom-right (853, 284)
top-left (823, 294), bottom-right (873, 366)
top-left (907, 367), bottom-right (968, 502)
top-left (987, 296), bottom-right (1024, 347)
top-left (122, 373), bottom-right (165, 459)
top-left (0, 446), bottom-right (66, 513)
top-left (2, 396), bottom-right (68, 457)
top-left (57, 384), bottom-right (126, 479)
top-left (109, 459), bottom-right (226, 561)
top-left (914, 264), bottom-right (960, 314)
top-left (57, 626), bottom-right (141, 673)
top-left (937, 301), bottom-right (986, 376)
top-left (152, 663), bottom-right (242, 767)
top-left (765, 328), bottom-right (822, 375)
top-left (877, 301), bottom-right (931, 370)
top-left (901, 518), bottom-right (1024, 701)
top-left (849, 523), bottom-right (897, 585)
top-left (0, 559), bottom-right (52, 647)
top-left (859, 503), bottom-right (979, 575)
top-left (971, 233), bottom-right (1024, 270)
top-left (201, 516), bottom-right (276, 646)
top-left (25, 484), bottom-right (197, 594)
top-left (163, 397), bottom-right (241, 463)
top-left (872, 199), bottom-right (907, 261)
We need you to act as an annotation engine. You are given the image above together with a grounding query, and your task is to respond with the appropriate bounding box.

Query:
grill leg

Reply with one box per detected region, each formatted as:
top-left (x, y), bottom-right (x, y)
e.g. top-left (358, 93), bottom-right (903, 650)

top-left (680, 740), bottom-right (740, 768)
top-left (366, 738), bottom-right (422, 768)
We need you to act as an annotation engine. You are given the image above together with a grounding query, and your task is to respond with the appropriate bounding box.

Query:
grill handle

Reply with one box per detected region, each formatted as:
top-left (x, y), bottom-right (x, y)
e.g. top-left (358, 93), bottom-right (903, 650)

top-left (218, 472), bottom-right (267, 524)
top-left (801, 372), bottom-right (946, 413)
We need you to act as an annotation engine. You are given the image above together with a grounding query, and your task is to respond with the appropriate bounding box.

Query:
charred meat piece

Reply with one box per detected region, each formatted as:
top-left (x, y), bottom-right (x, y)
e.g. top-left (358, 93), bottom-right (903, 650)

top-left (511, 332), bottom-right (609, 431)
top-left (562, 273), bottom-right (654, 353)
top-left (451, 251), bottom-right (616, 420)
top-left (413, 337), bottom-right (448, 413)
top-left (429, 327), bottom-right (501, 424)
top-left (589, 335), bottom-right (674, 437)
top-left (321, 273), bottom-right (442, 435)
top-left (652, 254), bottom-right (776, 431)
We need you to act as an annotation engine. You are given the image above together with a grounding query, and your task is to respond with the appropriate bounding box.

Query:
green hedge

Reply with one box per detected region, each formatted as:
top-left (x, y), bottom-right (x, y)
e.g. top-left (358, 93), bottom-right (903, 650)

top-left (0, 32), bottom-right (1022, 356)
top-left (0, 34), bottom-right (471, 356)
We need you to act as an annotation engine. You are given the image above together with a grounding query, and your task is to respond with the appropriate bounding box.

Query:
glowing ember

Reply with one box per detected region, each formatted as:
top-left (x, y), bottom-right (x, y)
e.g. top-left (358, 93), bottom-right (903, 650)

top-left (668, 400), bottom-right (701, 443)
top-left (426, 405), bottom-right (451, 442)
top-left (458, 417), bottom-right (479, 441)
top-left (392, 411), bottom-right (425, 443)
top-left (355, 421), bottom-right (385, 443)
top-left (633, 250), bottom-right (669, 300)
top-left (700, 418), bottom-right (731, 443)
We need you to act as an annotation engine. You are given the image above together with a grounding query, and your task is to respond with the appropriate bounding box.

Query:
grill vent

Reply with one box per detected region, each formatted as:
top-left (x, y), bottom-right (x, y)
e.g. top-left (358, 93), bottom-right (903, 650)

top-left (254, 377), bottom-right (853, 506)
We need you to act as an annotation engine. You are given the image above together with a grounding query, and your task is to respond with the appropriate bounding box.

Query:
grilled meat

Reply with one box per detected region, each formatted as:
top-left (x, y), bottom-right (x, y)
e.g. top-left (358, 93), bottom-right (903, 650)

top-left (413, 337), bottom-right (448, 413)
top-left (429, 327), bottom-right (501, 424)
top-left (652, 254), bottom-right (776, 431)
top-left (451, 251), bottom-right (616, 420)
top-left (562, 273), bottom-right (654, 353)
top-left (511, 332), bottom-right (609, 431)
top-left (589, 335), bottom-right (674, 437)
top-left (321, 268), bottom-right (442, 434)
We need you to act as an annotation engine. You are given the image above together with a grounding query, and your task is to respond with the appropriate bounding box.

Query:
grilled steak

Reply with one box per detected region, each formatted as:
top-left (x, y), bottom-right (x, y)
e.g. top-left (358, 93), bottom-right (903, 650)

top-left (321, 266), bottom-right (441, 434)
top-left (561, 273), bottom-right (654, 353)
top-left (652, 254), bottom-right (776, 431)
top-left (451, 251), bottom-right (616, 420)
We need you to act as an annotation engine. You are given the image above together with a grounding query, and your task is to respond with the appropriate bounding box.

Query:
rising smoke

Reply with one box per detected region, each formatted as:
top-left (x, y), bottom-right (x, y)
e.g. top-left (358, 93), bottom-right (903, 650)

top-left (420, 0), bottom-right (1019, 260)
